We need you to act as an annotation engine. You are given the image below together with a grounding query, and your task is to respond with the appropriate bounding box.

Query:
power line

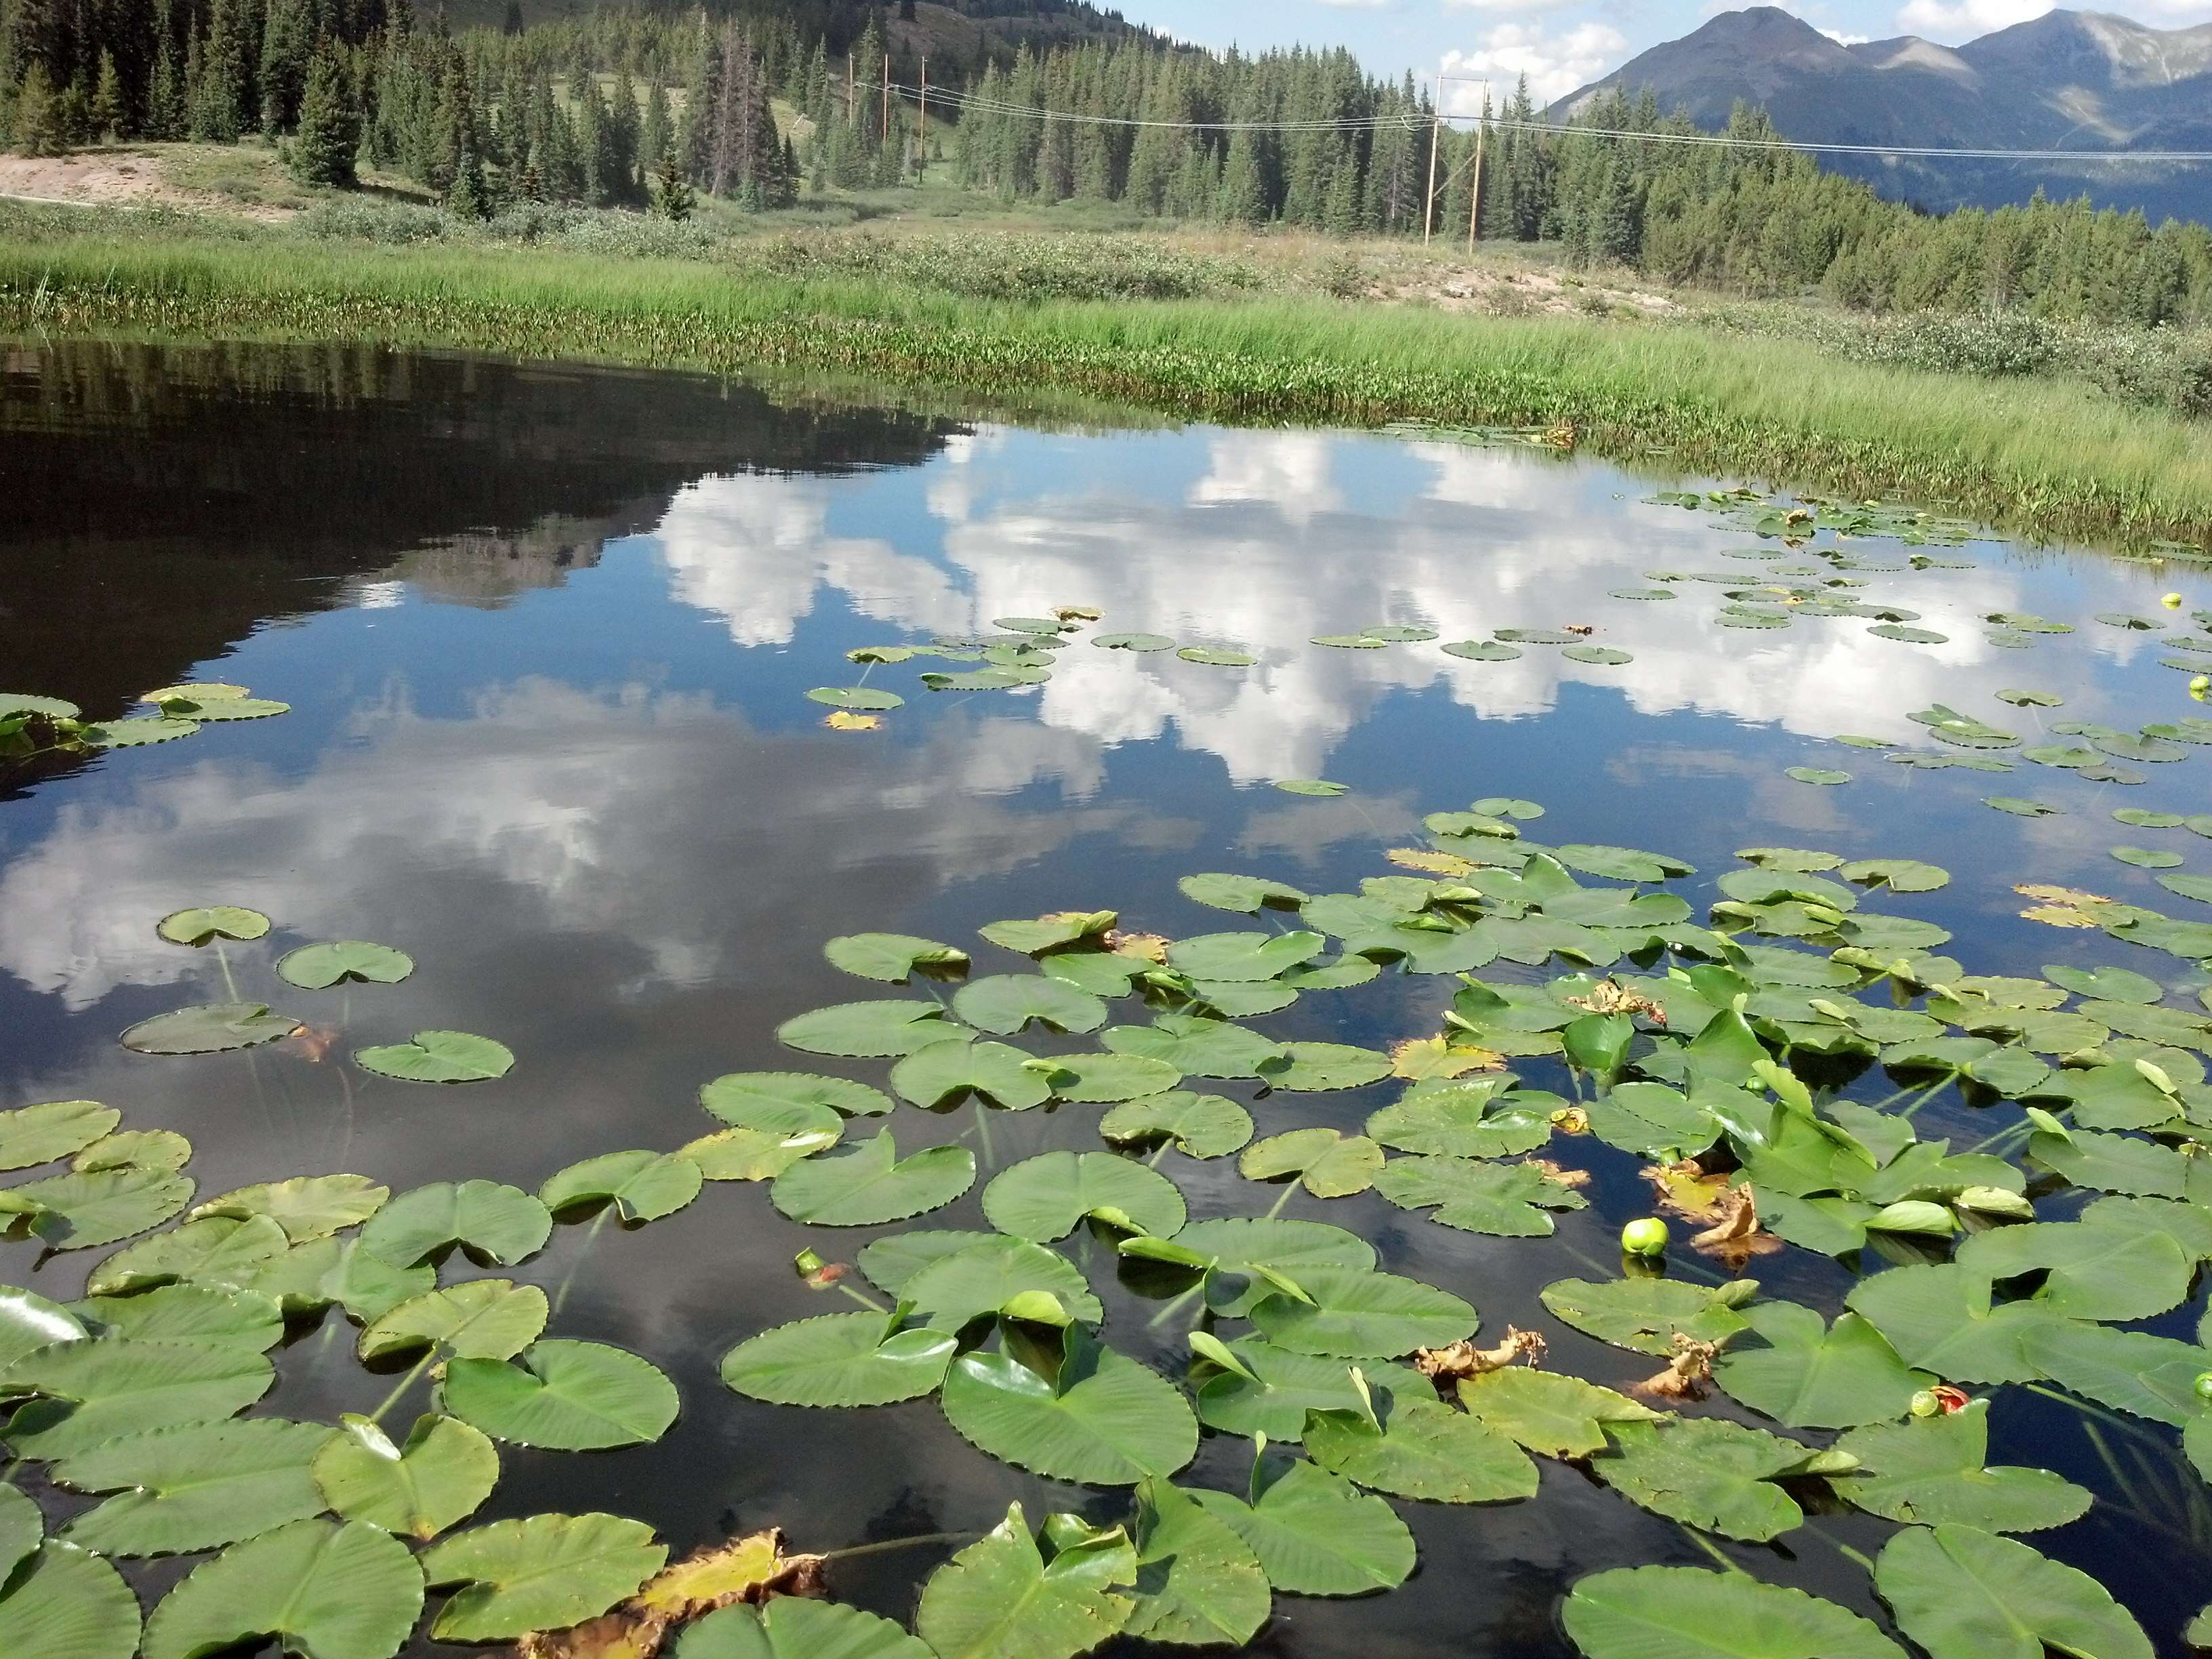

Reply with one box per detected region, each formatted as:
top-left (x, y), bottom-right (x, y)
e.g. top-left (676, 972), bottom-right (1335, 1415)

top-left (893, 81), bottom-right (2212, 165)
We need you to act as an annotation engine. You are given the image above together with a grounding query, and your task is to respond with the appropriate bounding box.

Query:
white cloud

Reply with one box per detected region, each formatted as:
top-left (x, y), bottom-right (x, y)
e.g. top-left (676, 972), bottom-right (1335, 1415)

top-left (1893, 0), bottom-right (2051, 41)
top-left (1441, 23), bottom-right (1630, 107)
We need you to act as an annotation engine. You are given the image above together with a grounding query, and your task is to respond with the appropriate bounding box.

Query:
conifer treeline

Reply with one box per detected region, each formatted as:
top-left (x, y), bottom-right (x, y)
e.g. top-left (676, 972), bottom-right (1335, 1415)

top-left (0, 0), bottom-right (2205, 323)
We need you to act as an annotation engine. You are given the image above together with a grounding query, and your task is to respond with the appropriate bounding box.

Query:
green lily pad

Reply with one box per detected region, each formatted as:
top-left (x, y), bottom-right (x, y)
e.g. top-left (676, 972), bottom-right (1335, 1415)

top-left (1238, 1128), bottom-right (1383, 1197)
top-left (1099, 1091), bottom-right (1252, 1159)
top-left (1443, 639), bottom-right (1522, 661)
top-left (0, 1336), bottom-right (273, 1460)
top-left (0, 1165), bottom-right (194, 1250)
top-left (2112, 846), bottom-right (2184, 869)
top-left (1984, 797), bottom-right (2060, 817)
top-left (899, 1235), bottom-right (1104, 1330)
top-left (942, 1330), bottom-right (1197, 1485)
top-left (141, 1519), bottom-right (422, 1659)
top-left (823, 933), bottom-right (968, 983)
top-left (1178, 873), bottom-right (1309, 914)
top-left (677, 1599), bottom-right (931, 1658)
top-left (1274, 779), bottom-right (1349, 796)
top-left (54, 1418), bottom-right (336, 1557)
top-left (951, 975), bottom-right (1107, 1036)
top-left (0, 1288), bottom-right (87, 1370)
top-left (1249, 1268), bottom-right (1474, 1357)
top-left (155, 907), bottom-right (269, 946)
top-left (71, 1283), bottom-right (281, 1349)
top-left (121, 1003), bottom-right (297, 1056)
top-left (1456, 1367), bottom-right (1663, 1458)
top-left (85, 1213), bottom-right (289, 1296)
top-left (1166, 930), bottom-right (1326, 983)
top-left (981, 1151), bottom-right (1186, 1242)
top-left (189, 1174), bottom-right (387, 1244)
top-left (770, 1130), bottom-right (975, 1225)
top-left (83, 716), bottom-right (198, 746)
top-left (1031, 1052), bottom-right (1182, 1103)
top-left (1187, 1458), bottom-right (1414, 1595)
top-left (1714, 1302), bottom-right (1929, 1429)
top-left (1832, 1399), bottom-right (2090, 1531)
top-left (1122, 1217), bottom-right (1376, 1318)
top-left (359, 1180), bottom-right (550, 1268)
top-left (1265, 1041), bottom-right (1392, 1092)
top-left (272, 941), bottom-right (413, 991)
top-left (915, 1502), bottom-right (1134, 1659)
top-left (806, 687), bottom-right (904, 710)
top-left (1192, 1339), bottom-right (1425, 1444)
top-left (979, 912), bottom-right (1118, 956)
top-left (1847, 1264), bottom-right (2066, 1385)
top-left (358, 1279), bottom-right (548, 1364)
top-left (539, 1151), bottom-right (703, 1223)
top-left (1368, 1079), bottom-right (1552, 1158)
top-left (1376, 1155), bottom-right (1586, 1236)
top-left (1955, 1218), bottom-right (2192, 1321)
top-left (1875, 1524), bottom-right (2151, 1659)
top-left (1176, 647), bottom-right (1256, 667)
top-left (1786, 768), bottom-right (1850, 785)
top-left (890, 1039), bottom-right (1054, 1111)
top-left (0, 1542), bottom-right (140, 1659)
top-left (1593, 1418), bottom-right (1816, 1542)
top-left (0, 1101), bottom-right (119, 1172)
top-left (355, 1029), bottom-right (513, 1083)
top-left (419, 1512), bottom-right (664, 1642)
top-left (312, 1413), bottom-right (499, 1540)
top-left (442, 1340), bottom-right (678, 1450)
top-left (1540, 1276), bottom-right (1753, 1357)
top-left (1304, 1394), bottom-right (1538, 1504)
top-left (777, 1000), bottom-right (960, 1057)
top-left (720, 1311), bottom-right (956, 1408)
top-left (1122, 1477), bottom-right (1269, 1647)
top-left (701, 1071), bottom-right (890, 1121)
top-left (1094, 633), bottom-right (1174, 652)
top-left (1564, 1565), bottom-right (1905, 1659)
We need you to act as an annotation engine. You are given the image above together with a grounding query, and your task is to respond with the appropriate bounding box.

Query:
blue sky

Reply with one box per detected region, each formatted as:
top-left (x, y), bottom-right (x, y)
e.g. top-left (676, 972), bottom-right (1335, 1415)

top-left (1106, 1), bottom-right (2212, 107)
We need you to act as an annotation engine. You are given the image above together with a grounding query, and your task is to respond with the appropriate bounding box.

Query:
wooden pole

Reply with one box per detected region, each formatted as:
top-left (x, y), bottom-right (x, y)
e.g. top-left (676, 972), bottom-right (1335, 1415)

top-left (919, 56), bottom-right (927, 174)
top-left (882, 52), bottom-right (890, 144)
top-left (1469, 85), bottom-right (1487, 253)
top-left (1422, 85), bottom-right (1441, 246)
top-left (846, 52), bottom-right (855, 127)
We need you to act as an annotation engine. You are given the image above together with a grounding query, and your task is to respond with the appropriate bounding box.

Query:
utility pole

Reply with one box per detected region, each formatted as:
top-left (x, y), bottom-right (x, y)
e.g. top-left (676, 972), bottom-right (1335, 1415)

top-left (882, 52), bottom-right (890, 144)
top-left (919, 56), bottom-right (927, 178)
top-left (1469, 81), bottom-right (1488, 253)
top-left (1422, 80), bottom-right (1441, 246)
top-left (846, 52), bottom-right (855, 127)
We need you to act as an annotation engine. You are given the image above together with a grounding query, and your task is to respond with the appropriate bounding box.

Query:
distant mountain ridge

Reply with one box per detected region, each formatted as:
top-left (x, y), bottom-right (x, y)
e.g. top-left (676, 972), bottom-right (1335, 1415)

top-left (1551, 7), bottom-right (2212, 222)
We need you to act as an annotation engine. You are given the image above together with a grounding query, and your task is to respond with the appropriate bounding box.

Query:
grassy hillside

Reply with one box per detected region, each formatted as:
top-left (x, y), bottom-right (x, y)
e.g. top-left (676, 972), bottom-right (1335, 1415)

top-left (433, 0), bottom-right (1155, 62)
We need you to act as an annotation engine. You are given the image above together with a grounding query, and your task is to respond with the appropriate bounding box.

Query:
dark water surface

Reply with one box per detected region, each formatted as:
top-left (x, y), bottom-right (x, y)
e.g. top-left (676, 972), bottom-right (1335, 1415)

top-left (3, 340), bottom-right (2209, 1656)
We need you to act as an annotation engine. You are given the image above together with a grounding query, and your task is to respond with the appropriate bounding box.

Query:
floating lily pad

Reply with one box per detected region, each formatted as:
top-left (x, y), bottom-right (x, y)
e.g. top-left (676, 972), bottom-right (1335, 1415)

top-left (1305, 1394), bottom-right (1537, 1504)
top-left (951, 975), bottom-right (1107, 1036)
top-left (419, 1512), bottom-right (664, 1642)
top-left (276, 941), bottom-right (413, 989)
top-left (122, 1003), bottom-right (298, 1056)
top-left (1715, 1302), bottom-right (1928, 1429)
top-left (442, 1340), bottom-right (678, 1451)
top-left (0, 1100), bottom-right (119, 1172)
top-left (942, 1330), bottom-right (1197, 1485)
top-left (141, 1519), bottom-right (422, 1659)
top-left (1442, 640), bottom-right (1522, 662)
top-left (1092, 633), bottom-right (1175, 652)
top-left (1376, 1155), bottom-right (1586, 1236)
top-left (155, 907), bottom-right (269, 946)
top-left (823, 935), bottom-right (969, 983)
top-left (1563, 1565), bottom-right (1904, 1659)
top-left (981, 1151), bottom-right (1186, 1242)
top-left (1238, 1129), bottom-right (1383, 1197)
top-left (54, 1417), bottom-right (337, 1557)
top-left (358, 1280), bottom-right (548, 1364)
top-left (539, 1151), bottom-right (703, 1223)
top-left (1188, 1458), bottom-right (1414, 1596)
top-left (1273, 779), bottom-right (1349, 796)
top-left (776, 1000), bottom-right (958, 1057)
top-left (915, 1502), bottom-right (1134, 1659)
top-left (83, 717), bottom-right (198, 746)
top-left (1178, 873), bottom-right (1309, 914)
top-left (1984, 797), bottom-right (2060, 817)
top-left (1098, 1091), bottom-right (1252, 1159)
top-left (312, 1413), bottom-right (498, 1541)
top-left (1249, 1268), bottom-right (1474, 1357)
top-left (0, 1541), bottom-right (140, 1659)
top-left (1593, 1418), bottom-right (1817, 1542)
top-left (359, 1181), bottom-right (550, 1269)
top-left (770, 1130), bottom-right (975, 1226)
top-left (1785, 768), bottom-right (1850, 785)
top-left (1832, 1399), bottom-right (2090, 1532)
top-left (1875, 1524), bottom-right (2151, 1659)
top-left (0, 1336), bottom-right (274, 1460)
top-left (0, 1165), bottom-right (195, 1250)
top-left (701, 1071), bottom-right (890, 1122)
top-left (1540, 1276), bottom-right (1753, 1357)
top-left (1176, 647), bottom-right (1256, 667)
top-left (720, 1311), bottom-right (956, 1408)
top-left (354, 1030), bottom-right (513, 1084)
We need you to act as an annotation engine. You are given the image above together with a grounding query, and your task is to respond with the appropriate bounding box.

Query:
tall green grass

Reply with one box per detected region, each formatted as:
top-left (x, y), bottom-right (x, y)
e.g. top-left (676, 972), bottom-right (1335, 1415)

top-left (3, 228), bottom-right (2208, 547)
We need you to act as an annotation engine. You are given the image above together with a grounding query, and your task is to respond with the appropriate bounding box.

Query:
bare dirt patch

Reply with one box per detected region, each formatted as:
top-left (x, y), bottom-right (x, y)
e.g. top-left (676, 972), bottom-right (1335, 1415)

top-left (0, 150), bottom-right (295, 220)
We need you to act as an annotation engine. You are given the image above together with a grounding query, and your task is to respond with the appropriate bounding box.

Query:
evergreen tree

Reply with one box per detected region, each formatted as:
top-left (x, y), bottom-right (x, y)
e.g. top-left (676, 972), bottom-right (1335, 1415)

top-left (651, 144), bottom-right (691, 218)
top-left (289, 37), bottom-right (358, 185)
top-left (88, 47), bottom-right (121, 138)
top-left (9, 58), bottom-right (58, 152)
top-left (639, 74), bottom-right (668, 175)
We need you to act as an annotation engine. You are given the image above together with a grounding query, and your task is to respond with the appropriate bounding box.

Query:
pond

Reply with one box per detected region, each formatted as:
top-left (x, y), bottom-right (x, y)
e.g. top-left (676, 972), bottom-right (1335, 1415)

top-left (2, 339), bottom-right (2209, 1659)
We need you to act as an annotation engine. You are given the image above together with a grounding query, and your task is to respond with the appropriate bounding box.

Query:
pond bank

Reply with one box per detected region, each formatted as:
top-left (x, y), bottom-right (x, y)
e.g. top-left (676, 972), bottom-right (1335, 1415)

top-left (3, 228), bottom-right (2209, 550)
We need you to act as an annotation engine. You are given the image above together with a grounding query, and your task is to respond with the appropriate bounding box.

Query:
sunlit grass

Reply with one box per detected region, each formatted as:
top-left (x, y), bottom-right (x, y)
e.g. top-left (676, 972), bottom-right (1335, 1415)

top-left (3, 224), bottom-right (2207, 548)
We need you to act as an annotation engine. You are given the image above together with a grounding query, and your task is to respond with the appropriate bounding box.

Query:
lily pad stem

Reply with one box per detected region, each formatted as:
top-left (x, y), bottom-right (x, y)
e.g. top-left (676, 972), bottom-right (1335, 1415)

top-left (550, 1208), bottom-right (613, 1319)
top-left (1679, 1525), bottom-right (1745, 1574)
top-left (836, 1281), bottom-right (888, 1313)
top-left (365, 1351), bottom-right (436, 1427)
top-left (1146, 1282), bottom-right (1205, 1330)
top-left (213, 936), bottom-right (241, 1002)
top-left (1264, 1183), bottom-right (1297, 1220)
top-left (819, 1530), bottom-right (979, 1564)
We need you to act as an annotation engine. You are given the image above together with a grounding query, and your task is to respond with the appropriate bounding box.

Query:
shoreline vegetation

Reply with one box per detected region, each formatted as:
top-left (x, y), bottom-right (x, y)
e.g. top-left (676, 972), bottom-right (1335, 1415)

top-left (5, 199), bottom-right (2211, 550)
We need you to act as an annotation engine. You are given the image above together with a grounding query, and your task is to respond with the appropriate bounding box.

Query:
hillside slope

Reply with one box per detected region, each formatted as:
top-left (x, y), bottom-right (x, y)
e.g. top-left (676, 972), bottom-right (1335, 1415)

top-left (1551, 7), bottom-right (2211, 222)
